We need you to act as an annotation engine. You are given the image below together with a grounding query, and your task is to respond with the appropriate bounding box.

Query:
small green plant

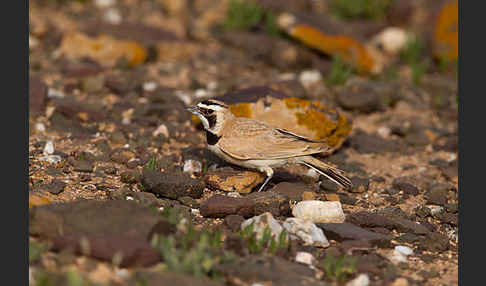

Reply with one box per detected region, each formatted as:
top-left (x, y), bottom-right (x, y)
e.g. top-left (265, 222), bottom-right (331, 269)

top-left (320, 253), bottom-right (357, 283)
top-left (223, 0), bottom-right (281, 36)
top-left (326, 56), bottom-right (354, 86)
top-left (29, 241), bottom-right (46, 263)
top-left (152, 222), bottom-right (229, 278)
top-left (34, 270), bottom-right (97, 286)
top-left (400, 37), bottom-right (429, 85)
top-left (330, 0), bottom-right (391, 20)
top-left (239, 223), bottom-right (289, 254)
top-left (145, 157), bottom-right (158, 171)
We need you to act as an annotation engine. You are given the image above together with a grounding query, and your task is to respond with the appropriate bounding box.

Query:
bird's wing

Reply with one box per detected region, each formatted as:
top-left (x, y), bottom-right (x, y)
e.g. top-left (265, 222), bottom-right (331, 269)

top-left (218, 118), bottom-right (331, 160)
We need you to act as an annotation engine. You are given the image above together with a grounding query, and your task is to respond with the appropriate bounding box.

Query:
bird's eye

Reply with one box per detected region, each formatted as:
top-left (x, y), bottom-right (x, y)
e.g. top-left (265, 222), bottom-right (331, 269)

top-left (208, 109), bottom-right (214, 114)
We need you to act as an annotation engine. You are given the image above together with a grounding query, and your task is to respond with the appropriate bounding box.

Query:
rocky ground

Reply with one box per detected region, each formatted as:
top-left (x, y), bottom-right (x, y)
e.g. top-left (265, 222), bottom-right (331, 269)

top-left (29, 0), bottom-right (458, 285)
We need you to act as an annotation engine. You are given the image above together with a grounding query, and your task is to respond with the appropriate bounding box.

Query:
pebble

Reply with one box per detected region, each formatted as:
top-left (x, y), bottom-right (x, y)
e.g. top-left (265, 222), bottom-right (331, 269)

top-left (35, 122), bottom-right (46, 132)
top-left (43, 141), bottom-right (54, 155)
top-left (142, 81), bottom-right (158, 92)
top-left (183, 159), bottom-right (202, 175)
top-left (174, 90), bottom-right (192, 105)
top-left (152, 124), bottom-right (169, 138)
top-left (39, 155), bottom-right (62, 164)
top-left (371, 27), bottom-right (409, 56)
top-left (299, 70), bottom-right (322, 87)
top-left (390, 278), bottom-right (409, 286)
top-left (47, 88), bottom-right (65, 99)
top-left (292, 200), bottom-right (345, 223)
top-left (104, 8), bottom-right (122, 25)
top-left (394, 245), bottom-right (413, 256)
top-left (241, 212), bottom-right (283, 240)
top-left (283, 218), bottom-right (329, 247)
top-left (95, 0), bottom-right (115, 8)
top-left (295, 251), bottom-right (315, 266)
top-left (428, 205), bottom-right (444, 217)
top-left (390, 249), bottom-right (409, 264)
top-left (346, 273), bottom-right (370, 286)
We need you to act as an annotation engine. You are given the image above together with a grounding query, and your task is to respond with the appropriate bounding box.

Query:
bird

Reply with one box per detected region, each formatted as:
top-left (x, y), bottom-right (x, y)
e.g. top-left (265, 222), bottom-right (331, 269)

top-left (186, 99), bottom-right (352, 192)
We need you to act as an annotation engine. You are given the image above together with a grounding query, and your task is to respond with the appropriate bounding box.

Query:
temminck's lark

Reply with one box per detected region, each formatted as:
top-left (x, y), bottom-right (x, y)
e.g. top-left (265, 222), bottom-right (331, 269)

top-left (187, 99), bottom-right (352, 192)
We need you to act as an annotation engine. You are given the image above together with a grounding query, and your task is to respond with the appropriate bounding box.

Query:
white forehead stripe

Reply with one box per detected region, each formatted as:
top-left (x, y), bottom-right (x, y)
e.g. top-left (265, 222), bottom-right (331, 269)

top-left (197, 103), bottom-right (225, 111)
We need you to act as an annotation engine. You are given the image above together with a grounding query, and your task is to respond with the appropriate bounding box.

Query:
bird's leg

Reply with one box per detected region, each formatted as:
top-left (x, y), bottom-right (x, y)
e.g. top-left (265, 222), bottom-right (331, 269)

top-left (257, 167), bottom-right (274, 192)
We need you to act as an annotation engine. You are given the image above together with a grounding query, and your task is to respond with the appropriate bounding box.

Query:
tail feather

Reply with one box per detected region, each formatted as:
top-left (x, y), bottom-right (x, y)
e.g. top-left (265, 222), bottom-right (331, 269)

top-left (299, 156), bottom-right (352, 190)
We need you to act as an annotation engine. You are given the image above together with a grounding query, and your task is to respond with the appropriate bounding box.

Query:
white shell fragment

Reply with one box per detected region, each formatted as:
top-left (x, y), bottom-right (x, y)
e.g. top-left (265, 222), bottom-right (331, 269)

top-left (295, 251), bottom-right (316, 266)
top-left (283, 218), bottom-right (329, 247)
top-left (292, 200), bottom-right (345, 223)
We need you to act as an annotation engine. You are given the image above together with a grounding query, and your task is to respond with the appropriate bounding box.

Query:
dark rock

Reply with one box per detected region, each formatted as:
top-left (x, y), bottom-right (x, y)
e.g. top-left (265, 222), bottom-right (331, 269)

top-left (147, 219), bottom-right (176, 240)
top-left (385, 188), bottom-right (400, 196)
top-left (349, 177), bottom-right (369, 193)
top-left (392, 179), bottom-right (420, 195)
top-left (120, 170), bottom-right (140, 184)
top-left (246, 191), bottom-right (291, 217)
top-left (29, 200), bottom-right (162, 267)
top-left (317, 223), bottom-right (392, 248)
top-left (200, 195), bottom-right (254, 218)
top-left (132, 192), bottom-right (159, 208)
top-left (224, 215), bottom-right (245, 232)
top-left (45, 168), bottom-right (64, 177)
top-left (376, 206), bottom-right (408, 219)
top-left (335, 83), bottom-right (384, 113)
top-left (177, 196), bottom-right (200, 209)
top-left (419, 232), bottom-right (449, 252)
top-left (397, 233), bottom-right (421, 244)
top-left (346, 211), bottom-right (429, 234)
top-left (425, 184), bottom-right (450, 206)
top-left (420, 254), bottom-right (437, 263)
top-left (40, 180), bottom-right (67, 195)
top-left (98, 165), bottom-right (117, 175)
top-left (371, 176), bottom-right (386, 182)
top-left (141, 170), bottom-right (204, 199)
top-left (216, 256), bottom-right (319, 286)
top-left (60, 58), bottom-right (103, 78)
top-left (107, 186), bottom-right (131, 200)
top-left (71, 160), bottom-right (94, 173)
top-left (418, 269), bottom-right (440, 280)
top-left (110, 149), bottom-right (136, 164)
top-left (269, 182), bottom-right (311, 201)
top-left (55, 99), bottom-right (106, 122)
top-left (438, 213), bottom-right (458, 226)
top-left (348, 129), bottom-right (404, 154)
top-left (109, 130), bottom-right (127, 145)
top-left (338, 193), bottom-right (358, 205)
top-left (29, 76), bottom-right (47, 115)
top-left (129, 271), bottom-right (223, 286)
top-left (319, 179), bottom-right (339, 192)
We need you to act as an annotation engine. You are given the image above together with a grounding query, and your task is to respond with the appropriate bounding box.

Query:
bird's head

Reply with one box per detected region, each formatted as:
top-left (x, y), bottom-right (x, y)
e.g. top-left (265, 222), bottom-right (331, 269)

top-left (186, 99), bottom-right (234, 136)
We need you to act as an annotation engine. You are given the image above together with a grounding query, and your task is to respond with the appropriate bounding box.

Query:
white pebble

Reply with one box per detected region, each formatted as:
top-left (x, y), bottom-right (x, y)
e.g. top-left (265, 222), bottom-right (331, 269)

top-left (295, 252), bottom-right (315, 265)
top-left (241, 212), bottom-right (283, 240)
top-left (121, 117), bottom-right (131, 125)
top-left (39, 155), bottom-right (62, 164)
top-left (194, 89), bottom-right (212, 98)
top-left (394, 245), bottom-right (413, 256)
top-left (292, 200), bottom-right (345, 223)
top-left (183, 160), bottom-right (202, 175)
top-left (428, 205), bottom-right (444, 216)
top-left (378, 126), bottom-right (391, 138)
top-left (251, 283), bottom-right (265, 286)
top-left (43, 141), bottom-right (54, 155)
top-left (104, 8), bottom-right (122, 25)
top-left (143, 82), bottom-right (158, 92)
top-left (95, 0), bottom-right (116, 8)
top-left (47, 88), bottom-right (65, 99)
top-left (227, 192), bottom-right (242, 198)
top-left (283, 218), bottom-right (329, 247)
top-left (35, 123), bottom-right (46, 132)
top-left (346, 273), bottom-right (370, 286)
top-left (152, 124), bottom-right (169, 138)
top-left (125, 196), bottom-right (134, 201)
top-left (372, 27), bottom-right (409, 56)
top-left (299, 70), bottom-right (322, 87)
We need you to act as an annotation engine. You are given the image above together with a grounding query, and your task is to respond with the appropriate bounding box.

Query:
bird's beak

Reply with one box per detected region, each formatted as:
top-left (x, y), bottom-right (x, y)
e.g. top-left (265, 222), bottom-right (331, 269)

top-left (185, 106), bottom-right (199, 115)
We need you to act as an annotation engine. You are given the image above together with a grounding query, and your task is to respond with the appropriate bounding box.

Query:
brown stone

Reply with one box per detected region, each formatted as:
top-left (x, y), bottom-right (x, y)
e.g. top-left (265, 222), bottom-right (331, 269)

top-left (204, 167), bottom-right (264, 193)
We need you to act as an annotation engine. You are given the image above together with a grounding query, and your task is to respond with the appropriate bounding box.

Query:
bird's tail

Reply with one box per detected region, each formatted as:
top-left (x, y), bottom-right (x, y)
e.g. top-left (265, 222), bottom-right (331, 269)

top-left (299, 155), bottom-right (352, 190)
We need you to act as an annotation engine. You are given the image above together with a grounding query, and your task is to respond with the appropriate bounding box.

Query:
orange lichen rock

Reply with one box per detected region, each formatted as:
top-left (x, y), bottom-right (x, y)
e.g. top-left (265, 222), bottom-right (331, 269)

top-left (29, 194), bottom-right (50, 209)
top-left (286, 24), bottom-right (375, 74)
top-left (434, 0), bottom-right (458, 61)
top-left (228, 103), bottom-right (252, 118)
top-left (58, 32), bottom-right (147, 67)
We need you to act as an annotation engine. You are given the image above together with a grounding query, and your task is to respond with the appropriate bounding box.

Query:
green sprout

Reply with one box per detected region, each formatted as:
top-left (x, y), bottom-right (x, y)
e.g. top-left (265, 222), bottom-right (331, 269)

top-left (320, 252), bottom-right (358, 283)
top-left (330, 0), bottom-right (392, 20)
top-left (223, 0), bottom-right (281, 36)
top-left (326, 56), bottom-right (354, 86)
top-left (400, 37), bottom-right (429, 85)
top-left (239, 223), bottom-right (289, 254)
